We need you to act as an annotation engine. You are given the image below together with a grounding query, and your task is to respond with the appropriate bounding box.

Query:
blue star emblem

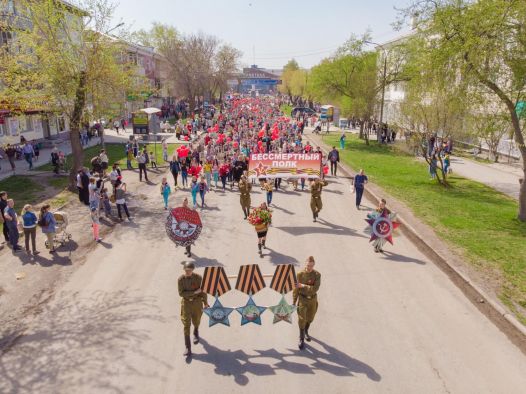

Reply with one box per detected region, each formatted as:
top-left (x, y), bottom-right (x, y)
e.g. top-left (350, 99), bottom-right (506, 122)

top-left (236, 295), bottom-right (266, 326)
top-left (268, 295), bottom-right (297, 324)
top-left (204, 297), bottom-right (234, 327)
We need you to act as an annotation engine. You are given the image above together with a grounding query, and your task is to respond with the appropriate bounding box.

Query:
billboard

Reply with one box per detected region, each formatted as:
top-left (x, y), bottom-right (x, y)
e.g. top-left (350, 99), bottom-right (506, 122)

top-left (248, 153), bottom-right (322, 179)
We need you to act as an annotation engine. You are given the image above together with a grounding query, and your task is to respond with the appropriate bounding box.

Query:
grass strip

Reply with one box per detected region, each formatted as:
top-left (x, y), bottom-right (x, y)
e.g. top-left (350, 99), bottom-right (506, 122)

top-left (324, 134), bottom-right (526, 323)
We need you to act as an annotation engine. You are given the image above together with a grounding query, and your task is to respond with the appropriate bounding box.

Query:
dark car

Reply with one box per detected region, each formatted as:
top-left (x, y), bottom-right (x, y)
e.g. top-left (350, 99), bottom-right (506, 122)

top-left (291, 107), bottom-right (317, 117)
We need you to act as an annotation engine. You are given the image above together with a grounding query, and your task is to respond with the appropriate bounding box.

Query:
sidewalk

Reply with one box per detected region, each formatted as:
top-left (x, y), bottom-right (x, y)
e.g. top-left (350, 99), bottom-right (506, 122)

top-left (449, 156), bottom-right (522, 200)
top-left (307, 126), bottom-right (523, 201)
top-left (0, 128), bottom-right (189, 182)
top-left (0, 137), bottom-right (102, 182)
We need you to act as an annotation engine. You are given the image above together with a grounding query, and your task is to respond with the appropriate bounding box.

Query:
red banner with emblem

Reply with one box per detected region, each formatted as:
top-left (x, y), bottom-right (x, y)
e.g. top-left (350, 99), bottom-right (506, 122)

top-left (248, 153), bottom-right (322, 179)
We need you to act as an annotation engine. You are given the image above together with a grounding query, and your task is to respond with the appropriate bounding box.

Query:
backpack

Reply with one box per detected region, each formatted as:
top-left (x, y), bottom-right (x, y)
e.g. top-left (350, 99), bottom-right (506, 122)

top-left (38, 213), bottom-right (48, 227)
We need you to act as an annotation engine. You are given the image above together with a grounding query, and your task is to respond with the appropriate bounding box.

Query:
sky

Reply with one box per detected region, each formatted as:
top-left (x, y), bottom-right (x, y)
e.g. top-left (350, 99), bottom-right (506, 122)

top-left (113, 0), bottom-right (411, 69)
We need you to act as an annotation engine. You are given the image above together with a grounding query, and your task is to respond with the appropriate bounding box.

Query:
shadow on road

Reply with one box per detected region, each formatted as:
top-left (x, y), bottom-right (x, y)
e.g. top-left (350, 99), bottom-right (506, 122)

top-left (0, 290), bottom-right (170, 394)
top-left (191, 337), bottom-right (381, 386)
top-left (270, 205), bottom-right (295, 215)
top-left (381, 251), bottom-right (427, 265)
top-left (264, 248), bottom-right (299, 266)
top-left (186, 256), bottom-right (224, 267)
top-left (277, 221), bottom-right (368, 239)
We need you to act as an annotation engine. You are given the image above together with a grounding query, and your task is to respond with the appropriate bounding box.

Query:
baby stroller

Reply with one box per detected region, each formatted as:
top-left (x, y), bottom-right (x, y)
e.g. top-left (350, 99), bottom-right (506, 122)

top-left (45, 211), bottom-right (72, 249)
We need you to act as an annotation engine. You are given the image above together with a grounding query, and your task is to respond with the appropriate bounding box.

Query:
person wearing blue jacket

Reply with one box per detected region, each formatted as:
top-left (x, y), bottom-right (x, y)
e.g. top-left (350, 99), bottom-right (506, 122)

top-left (22, 204), bottom-right (39, 255)
top-left (40, 204), bottom-right (57, 254)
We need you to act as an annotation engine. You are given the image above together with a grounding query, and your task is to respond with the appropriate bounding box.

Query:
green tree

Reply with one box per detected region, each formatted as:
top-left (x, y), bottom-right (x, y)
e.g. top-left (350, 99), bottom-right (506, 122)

top-left (402, 0), bottom-right (526, 219)
top-left (278, 59), bottom-right (300, 103)
top-left (135, 25), bottom-right (241, 109)
top-left (0, 0), bottom-right (136, 186)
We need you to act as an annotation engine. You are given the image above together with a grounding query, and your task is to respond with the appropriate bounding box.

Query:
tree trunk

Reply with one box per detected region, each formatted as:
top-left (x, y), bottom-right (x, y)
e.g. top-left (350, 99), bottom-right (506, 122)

top-left (69, 72), bottom-right (87, 190)
top-left (359, 122), bottom-right (364, 140)
top-left (507, 105), bottom-right (526, 221)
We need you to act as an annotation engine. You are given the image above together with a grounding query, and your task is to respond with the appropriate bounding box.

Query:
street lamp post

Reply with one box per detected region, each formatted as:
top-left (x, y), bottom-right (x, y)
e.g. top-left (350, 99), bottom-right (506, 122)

top-left (365, 40), bottom-right (387, 143)
top-left (92, 22), bottom-right (124, 150)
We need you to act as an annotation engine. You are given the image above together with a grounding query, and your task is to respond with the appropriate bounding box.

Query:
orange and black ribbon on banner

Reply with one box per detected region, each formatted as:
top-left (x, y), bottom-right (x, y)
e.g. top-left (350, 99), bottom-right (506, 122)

top-left (201, 267), bottom-right (231, 296)
top-left (270, 264), bottom-right (297, 294)
top-left (235, 264), bottom-right (266, 295)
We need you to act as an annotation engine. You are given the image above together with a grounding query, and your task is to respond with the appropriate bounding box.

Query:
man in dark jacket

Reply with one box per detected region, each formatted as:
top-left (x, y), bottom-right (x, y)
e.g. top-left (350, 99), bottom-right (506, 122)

top-left (80, 168), bottom-right (90, 205)
top-left (0, 191), bottom-right (9, 243)
top-left (170, 159), bottom-right (181, 187)
top-left (328, 146), bottom-right (340, 177)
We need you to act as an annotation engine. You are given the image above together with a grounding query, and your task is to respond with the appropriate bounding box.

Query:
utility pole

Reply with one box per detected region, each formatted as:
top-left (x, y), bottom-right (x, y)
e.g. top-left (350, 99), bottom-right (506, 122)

top-left (365, 40), bottom-right (388, 143)
top-left (379, 52), bottom-right (387, 143)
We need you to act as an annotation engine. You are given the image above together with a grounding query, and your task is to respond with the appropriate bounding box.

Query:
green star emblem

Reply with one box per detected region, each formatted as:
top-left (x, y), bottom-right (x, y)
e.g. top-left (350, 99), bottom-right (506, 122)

top-left (268, 295), bottom-right (297, 324)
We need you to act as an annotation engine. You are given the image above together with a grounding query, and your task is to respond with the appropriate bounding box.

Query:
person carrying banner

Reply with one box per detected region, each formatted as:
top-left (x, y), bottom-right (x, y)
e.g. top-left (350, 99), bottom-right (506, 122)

top-left (178, 261), bottom-right (209, 357)
top-left (293, 256), bottom-right (321, 350)
top-left (238, 175), bottom-right (252, 219)
top-left (310, 178), bottom-right (328, 222)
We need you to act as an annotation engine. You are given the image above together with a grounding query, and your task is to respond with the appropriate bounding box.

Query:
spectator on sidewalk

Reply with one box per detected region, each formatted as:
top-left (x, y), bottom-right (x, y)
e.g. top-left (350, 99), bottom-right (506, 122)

top-left (136, 150), bottom-right (149, 182)
top-left (33, 142), bottom-right (40, 162)
top-left (3, 197), bottom-right (21, 251)
top-left (162, 139), bottom-right (168, 162)
top-left (149, 151), bottom-right (157, 169)
top-left (88, 177), bottom-right (100, 210)
top-left (51, 147), bottom-right (60, 174)
top-left (78, 168), bottom-right (90, 205)
top-left (328, 146), bottom-right (340, 177)
top-left (0, 191), bottom-right (9, 243)
top-left (22, 204), bottom-right (39, 255)
top-left (115, 179), bottom-right (131, 221)
top-left (126, 147), bottom-right (134, 170)
top-left (113, 120), bottom-right (120, 134)
top-left (90, 206), bottom-right (102, 242)
top-left (99, 149), bottom-right (109, 175)
top-left (39, 204), bottom-right (56, 254)
top-left (354, 169), bottom-right (368, 209)
top-left (5, 144), bottom-right (16, 173)
top-left (22, 142), bottom-right (35, 170)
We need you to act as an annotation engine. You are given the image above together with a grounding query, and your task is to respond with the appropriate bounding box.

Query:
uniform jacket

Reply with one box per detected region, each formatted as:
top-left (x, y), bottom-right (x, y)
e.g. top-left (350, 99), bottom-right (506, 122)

top-left (178, 273), bottom-right (208, 304)
top-left (293, 269), bottom-right (321, 304)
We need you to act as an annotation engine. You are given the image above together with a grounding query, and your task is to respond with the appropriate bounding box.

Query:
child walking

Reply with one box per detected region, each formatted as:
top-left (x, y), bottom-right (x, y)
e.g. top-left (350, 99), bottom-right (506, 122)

top-left (90, 207), bottom-right (102, 243)
top-left (212, 159), bottom-right (219, 189)
top-left (198, 175), bottom-right (209, 208)
top-left (150, 151), bottom-right (157, 168)
top-left (190, 176), bottom-right (199, 209)
top-left (181, 162), bottom-right (189, 188)
top-left (100, 187), bottom-right (112, 217)
top-left (160, 177), bottom-right (172, 210)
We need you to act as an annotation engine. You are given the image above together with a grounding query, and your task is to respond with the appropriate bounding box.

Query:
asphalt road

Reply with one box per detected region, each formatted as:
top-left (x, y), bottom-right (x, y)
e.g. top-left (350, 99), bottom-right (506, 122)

top-left (1, 170), bottom-right (525, 394)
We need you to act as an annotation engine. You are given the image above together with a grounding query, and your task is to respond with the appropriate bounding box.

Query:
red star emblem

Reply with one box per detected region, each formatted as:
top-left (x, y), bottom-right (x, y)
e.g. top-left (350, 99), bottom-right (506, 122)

top-left (366, 210), bottom-right (400, 245)
top-left (254, 162), bottom-right (268, 177)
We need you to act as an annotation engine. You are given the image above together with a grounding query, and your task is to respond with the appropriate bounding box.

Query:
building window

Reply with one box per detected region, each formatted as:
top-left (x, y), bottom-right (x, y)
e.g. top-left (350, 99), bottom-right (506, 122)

top-left (58, 116), bottom-right (66, 132)
top-left (0, 123), bottom-right (6, 137)
top-left (0, 1), bottom-right (15, 14)
top-left (0, 31), bottom-right (12, 46)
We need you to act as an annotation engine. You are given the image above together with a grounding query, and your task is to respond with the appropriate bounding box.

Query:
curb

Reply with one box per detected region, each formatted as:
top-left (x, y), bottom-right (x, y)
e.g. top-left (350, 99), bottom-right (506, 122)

top-left (308, 134), bottom-right (526, 355)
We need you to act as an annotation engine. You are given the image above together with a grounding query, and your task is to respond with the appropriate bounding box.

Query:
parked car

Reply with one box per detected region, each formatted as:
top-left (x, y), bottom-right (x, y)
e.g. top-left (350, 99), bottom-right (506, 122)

top-left (291, 107), bottom-right (317, 117)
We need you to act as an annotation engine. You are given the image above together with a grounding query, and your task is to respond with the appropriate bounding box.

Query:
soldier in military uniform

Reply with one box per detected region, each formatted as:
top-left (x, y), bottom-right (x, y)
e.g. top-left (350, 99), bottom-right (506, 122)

top-left (293, 256), bottom-right (321, 350)
top-left (238, 174), bottom-right (252, 219)
top-left (310, 178), bottom-right (328, 222)
top-left (178, 261), bottom-right (209, 357)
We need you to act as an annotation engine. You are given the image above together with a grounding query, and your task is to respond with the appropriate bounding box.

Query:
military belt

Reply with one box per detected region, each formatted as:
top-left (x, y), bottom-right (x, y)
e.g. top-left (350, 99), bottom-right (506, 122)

top-left (300, 294), bottom-right (316, 300)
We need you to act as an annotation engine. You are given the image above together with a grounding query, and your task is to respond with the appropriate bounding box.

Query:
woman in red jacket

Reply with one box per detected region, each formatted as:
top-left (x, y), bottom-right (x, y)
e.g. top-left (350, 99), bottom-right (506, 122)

top-left (219, 161), bottom-right (230, 191)
top-left (188, 159), bottom-right (202, 179)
